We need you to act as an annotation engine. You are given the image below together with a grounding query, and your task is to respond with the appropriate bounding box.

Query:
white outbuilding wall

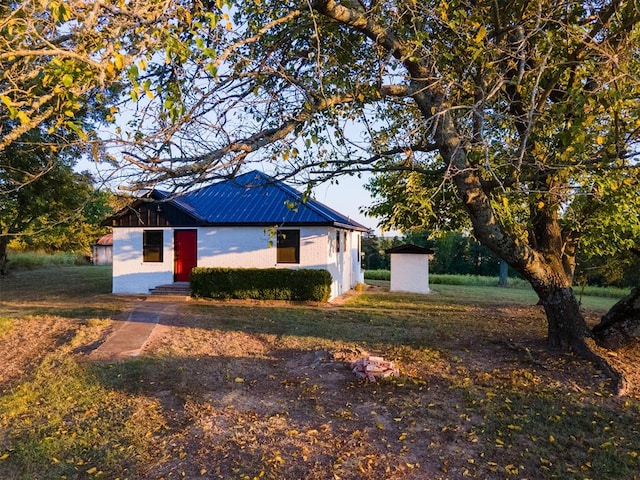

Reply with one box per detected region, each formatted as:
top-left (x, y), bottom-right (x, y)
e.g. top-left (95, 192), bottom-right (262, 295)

top-left (92, 233), bottom-right (113, 265)
top-left (389, 253), bottom-right (430, 294)
top-left (385, 244), bottom-right (434, 295)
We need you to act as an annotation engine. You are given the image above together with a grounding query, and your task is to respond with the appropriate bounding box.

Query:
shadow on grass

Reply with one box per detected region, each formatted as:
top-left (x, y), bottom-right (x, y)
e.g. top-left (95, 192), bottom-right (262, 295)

top-left (162, 301), bottom-right (453, 351)
top-left (79, 352), bottom-right (640, 480)
top-left (78, 352), bottom-right (457, 479)
top-left (2, 268), bottom-right (637, 479)
top-left (4, 344), bottom-right (639, 480)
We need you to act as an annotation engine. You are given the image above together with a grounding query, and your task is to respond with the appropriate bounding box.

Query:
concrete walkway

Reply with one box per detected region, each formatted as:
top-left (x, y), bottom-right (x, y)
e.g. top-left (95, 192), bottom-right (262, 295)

top-left (90, 300), bottom-right (177, 361)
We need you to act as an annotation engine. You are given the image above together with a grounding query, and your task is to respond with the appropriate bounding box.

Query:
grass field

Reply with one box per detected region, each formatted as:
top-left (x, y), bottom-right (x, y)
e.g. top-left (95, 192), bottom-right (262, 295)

top-left (0, 266), bottom-right (638, 480)
top-left (365, 270), bottom-right (631, 299)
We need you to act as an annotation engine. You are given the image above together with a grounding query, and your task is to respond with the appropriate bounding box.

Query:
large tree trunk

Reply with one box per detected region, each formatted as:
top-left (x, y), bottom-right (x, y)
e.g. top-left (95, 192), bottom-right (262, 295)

top-left (310, 0), bottom-right (629, 394)
top-left (534, 284), bottom-right (590, 351)
top-left (531, 280), bottom-right (628, 394)
top-left (434, 114), bottom-right (628, 392)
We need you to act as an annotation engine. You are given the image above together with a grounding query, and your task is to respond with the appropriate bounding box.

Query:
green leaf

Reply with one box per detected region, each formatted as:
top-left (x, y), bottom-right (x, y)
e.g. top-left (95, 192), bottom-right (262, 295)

top-left (62, 74), bottom-right (74, 87)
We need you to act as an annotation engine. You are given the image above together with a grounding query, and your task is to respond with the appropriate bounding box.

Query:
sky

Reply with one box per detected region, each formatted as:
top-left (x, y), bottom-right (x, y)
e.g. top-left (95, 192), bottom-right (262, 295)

top-left (310, 174), bottom-right (378, 231)
top-left (276, 172), bottom-right (401, 236)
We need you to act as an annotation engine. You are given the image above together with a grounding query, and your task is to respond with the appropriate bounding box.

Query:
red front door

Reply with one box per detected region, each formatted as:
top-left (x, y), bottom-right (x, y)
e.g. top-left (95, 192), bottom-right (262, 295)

top-left (174, 230), bottom-right (197, 282)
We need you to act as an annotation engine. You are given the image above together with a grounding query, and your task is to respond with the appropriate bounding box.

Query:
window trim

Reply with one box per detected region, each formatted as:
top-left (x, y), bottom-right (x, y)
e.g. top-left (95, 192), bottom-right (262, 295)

top-left (277, 229), bottom-right (300, 264)
top-left (143, 230), bottom-right (164, 262)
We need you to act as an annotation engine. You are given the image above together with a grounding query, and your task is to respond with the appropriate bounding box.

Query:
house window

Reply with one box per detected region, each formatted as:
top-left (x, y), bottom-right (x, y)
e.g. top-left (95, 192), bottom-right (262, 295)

top-left (277, 229), bottom-right (300, 264)
top-left (143, 230), bottom-right (164, 262)
top-left (336, 231), bottom-right (341, 252)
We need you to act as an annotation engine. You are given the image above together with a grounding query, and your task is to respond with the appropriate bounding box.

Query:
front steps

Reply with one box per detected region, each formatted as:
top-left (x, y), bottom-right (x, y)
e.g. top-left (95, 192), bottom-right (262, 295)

top-left (149, 282), bottom-right (191, 297)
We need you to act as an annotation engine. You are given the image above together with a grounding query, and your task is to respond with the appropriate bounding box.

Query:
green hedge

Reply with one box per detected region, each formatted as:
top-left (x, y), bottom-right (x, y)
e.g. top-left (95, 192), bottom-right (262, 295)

top-left (190, 267), bottom-right (332, 302)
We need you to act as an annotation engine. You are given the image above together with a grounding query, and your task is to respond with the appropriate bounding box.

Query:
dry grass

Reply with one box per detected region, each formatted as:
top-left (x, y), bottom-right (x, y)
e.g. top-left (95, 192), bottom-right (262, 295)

top-left (0, 267), bottom-right (639, 480)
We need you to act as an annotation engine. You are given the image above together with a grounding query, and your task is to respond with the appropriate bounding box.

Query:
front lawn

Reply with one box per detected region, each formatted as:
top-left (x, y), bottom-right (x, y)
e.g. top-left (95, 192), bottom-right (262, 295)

top-left (0, 266), bottom-right (638, 479)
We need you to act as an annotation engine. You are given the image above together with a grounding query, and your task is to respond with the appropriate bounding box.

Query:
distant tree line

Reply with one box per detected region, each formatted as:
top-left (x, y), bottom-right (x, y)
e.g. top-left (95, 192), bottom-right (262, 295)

top-left (575, 250), bottom-right (640, 289)
top-left (362, 231), bottom-right (505, 277)
top-left (363, 231), bottom-right (639, 289)
top-left (1, 184), bottom-right (122, 273)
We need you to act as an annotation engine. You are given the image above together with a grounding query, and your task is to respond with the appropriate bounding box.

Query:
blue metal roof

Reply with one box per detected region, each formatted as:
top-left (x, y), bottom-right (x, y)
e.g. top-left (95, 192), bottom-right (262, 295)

top-left (165, 170), bottom-right (368, 230)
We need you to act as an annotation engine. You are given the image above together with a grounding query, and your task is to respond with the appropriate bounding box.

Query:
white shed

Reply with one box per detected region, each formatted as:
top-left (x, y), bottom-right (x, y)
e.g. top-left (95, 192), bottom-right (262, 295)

top-left (385, 244), bottom-right (435, 294)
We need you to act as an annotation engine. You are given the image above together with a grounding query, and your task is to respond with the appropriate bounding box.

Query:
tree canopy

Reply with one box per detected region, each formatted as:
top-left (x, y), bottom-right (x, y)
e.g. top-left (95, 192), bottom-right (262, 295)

top-left (0, 112), bottom-right (118, 272)
top-left (0, 0), bottom-right (128, 270)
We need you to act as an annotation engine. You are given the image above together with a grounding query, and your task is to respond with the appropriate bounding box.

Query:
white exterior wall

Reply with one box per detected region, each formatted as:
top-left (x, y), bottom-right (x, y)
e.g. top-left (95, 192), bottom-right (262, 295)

top-left (197, 225), bottom-right (333, 271)
top-left (389, 253), bottom-right (430, 294)
top-left (112, 227), bottom-right (174, 294)
top-left (351, 230), bottom-right (365, 285)
top-left (325, 228), bottom-right (364, 299)
top-left (112, 225), bottom-right (363, 300)
top-left (197, 227), bottom-right (275, 268)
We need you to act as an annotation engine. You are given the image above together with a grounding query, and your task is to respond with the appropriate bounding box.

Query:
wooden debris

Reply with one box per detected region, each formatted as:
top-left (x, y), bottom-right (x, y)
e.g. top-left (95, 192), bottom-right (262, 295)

top-left (351, 355), bottom-right (399, 382)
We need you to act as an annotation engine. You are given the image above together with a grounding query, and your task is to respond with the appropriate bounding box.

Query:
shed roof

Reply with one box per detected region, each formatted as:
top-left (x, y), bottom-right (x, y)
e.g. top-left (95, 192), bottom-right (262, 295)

top-left (95, 233), bottom-right (113, 246)
top-left (385, 244), bottom-right (435, 255)
top-left (109, 170), bottom-right (369, 231)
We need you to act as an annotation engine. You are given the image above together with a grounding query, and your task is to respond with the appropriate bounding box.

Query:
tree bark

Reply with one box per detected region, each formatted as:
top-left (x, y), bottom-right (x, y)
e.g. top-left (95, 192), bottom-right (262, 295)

top-left (430, 109), bottom-right (624, 389)
top-left (592, 287), bottom-right (640, 350)
top-left (530, 281), bottom-right (627, 394)
top-left (533, 284), bottom-right (590, 350)
top-left (498, 259), bottom-right (508, 287)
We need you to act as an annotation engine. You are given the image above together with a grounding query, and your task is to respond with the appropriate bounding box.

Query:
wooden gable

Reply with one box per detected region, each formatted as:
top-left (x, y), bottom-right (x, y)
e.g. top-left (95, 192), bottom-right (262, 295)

top-left (105, 200), bottom-right (201, 228)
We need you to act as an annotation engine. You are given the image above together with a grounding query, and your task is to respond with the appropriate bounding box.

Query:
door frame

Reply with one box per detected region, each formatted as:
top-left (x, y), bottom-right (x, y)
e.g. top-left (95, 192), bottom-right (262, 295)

top-left (173, 229), bottom-right (198, 282)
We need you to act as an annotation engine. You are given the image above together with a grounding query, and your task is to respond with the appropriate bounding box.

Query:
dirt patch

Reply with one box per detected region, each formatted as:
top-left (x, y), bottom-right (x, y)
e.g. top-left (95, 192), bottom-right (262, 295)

top-left (0, 317), bottom-right (80, 392)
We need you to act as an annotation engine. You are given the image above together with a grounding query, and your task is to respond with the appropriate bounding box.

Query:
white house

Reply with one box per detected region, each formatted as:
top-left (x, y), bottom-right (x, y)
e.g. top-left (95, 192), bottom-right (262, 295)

top-left (385, 244), bottom-right (435, 294)
top-left (103, 170), bottom-right (368, 300)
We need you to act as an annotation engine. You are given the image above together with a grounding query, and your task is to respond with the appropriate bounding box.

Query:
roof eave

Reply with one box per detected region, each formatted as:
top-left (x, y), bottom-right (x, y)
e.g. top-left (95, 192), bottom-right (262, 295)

top-left (195, 221), bottom-right (367, 230)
